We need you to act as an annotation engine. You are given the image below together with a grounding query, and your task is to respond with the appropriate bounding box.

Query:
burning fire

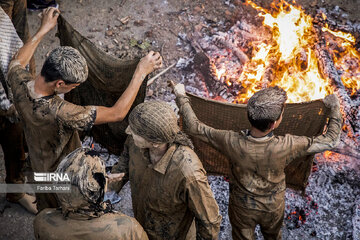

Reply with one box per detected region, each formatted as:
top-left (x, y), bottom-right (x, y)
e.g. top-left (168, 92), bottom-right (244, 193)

top-left (211, 0), bottom-right (360, 103)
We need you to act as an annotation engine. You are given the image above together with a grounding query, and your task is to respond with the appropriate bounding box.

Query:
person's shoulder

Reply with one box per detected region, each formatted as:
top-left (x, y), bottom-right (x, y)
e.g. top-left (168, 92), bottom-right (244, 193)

top-left (273, 134), bottom-right (310, 147)
top-left (34, 208), bottom-right (61, 222)
top-left (278, 133), bottom-right (307, 141)
top-left (101, 212), bottom-right (146, 236)
top-left (172, 145), bottom-right (206, 180)
top-left (7, 61), bottom-right (32, 83)
top-left (54, 97), bottom-right (89, 113)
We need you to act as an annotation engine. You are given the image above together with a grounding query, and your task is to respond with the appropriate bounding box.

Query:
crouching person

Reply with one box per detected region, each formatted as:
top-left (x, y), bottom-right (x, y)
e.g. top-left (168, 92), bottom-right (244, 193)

top-left (33, 148), bottom-right (148, 240)
top-left (110, 101), bottom-right (222, 240)
top-left (172, 83), bottom-right (342, 240)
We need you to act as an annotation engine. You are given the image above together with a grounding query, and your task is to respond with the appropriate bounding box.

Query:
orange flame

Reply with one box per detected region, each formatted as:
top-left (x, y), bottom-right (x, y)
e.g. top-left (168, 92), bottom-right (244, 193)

top-left (211, 0), bottom-right (360, 103)
top-left (322, 25), bottom-right (360, 95)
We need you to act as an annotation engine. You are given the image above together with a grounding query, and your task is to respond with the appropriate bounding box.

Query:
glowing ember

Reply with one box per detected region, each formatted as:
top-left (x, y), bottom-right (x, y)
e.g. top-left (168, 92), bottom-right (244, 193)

top-left (210, 0), bottom-right (360, 103)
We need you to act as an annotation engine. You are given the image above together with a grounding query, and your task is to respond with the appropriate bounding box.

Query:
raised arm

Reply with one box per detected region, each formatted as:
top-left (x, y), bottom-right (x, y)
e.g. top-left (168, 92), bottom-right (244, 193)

top-left (11, 7), bottom-right (60, 69)
top-left (172, 82), bottom-right (233, 152)
top-left (94, 51), bottom-right (162, 125)
top-left (306, 94), bottom-right (342, 154)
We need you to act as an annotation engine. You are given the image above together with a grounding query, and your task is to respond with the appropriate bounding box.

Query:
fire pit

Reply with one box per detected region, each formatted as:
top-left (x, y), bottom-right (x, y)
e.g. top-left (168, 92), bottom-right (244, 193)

top-left (175, 0), bottom-right (360, 238)
top-left (179, 0), bottom-right (359, 157)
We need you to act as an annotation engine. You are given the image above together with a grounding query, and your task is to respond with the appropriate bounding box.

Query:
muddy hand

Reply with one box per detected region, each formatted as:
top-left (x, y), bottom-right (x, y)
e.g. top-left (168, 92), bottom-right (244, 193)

top-left (167, 80), bottom-right (176, 90)
top-left (107, 173), bottom-right (125, 183)
top-left (138, 51), bottom-right (163, 76)
top-left (323, 94), bottom-right (340, 109)
top-left (168, 80), bottom-right (186, 96)
top-left (39, 7), bottom-right (60, 34)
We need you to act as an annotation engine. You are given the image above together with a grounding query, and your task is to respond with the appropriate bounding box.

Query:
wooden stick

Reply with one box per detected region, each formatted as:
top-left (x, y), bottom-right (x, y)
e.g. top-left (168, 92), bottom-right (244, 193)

top-left (146, 62), bottom-right (177, 86)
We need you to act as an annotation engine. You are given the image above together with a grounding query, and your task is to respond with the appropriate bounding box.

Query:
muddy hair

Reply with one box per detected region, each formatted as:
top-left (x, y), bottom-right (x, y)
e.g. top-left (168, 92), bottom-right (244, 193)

top-left (247, 86), bottom-right (287, 132)
top-left (129, 101), bottom-right (194, 149)
top-left (41, 46), bottom-right (88, 84)
top-left (174, 131), bottom-right (194, 149)
top-left (56, 148), bottom-right (109, 218)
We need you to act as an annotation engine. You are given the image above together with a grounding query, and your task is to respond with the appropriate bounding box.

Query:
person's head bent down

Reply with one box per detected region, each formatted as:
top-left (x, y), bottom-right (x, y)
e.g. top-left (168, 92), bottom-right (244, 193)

top-left (247, 86), bottom-right (287, 134)
top-left (55, 148), bottom-right (108, 218)
top-left (41, 46), bottom-right (88, 94)
top-left (126, 101), bottom-right (193, 150)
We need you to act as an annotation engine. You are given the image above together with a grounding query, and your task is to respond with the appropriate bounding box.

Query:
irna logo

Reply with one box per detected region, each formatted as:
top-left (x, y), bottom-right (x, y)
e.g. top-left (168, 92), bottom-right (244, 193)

top-left (34, 172), bottom-right (71, 182)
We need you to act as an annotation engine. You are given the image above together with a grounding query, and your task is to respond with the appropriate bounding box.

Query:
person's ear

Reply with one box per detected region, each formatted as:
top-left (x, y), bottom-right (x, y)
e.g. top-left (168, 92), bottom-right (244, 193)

top-left (55, 80), bottom-right (65, 88)
top-left (125, 126), bottom-right (132, 135)
top-left (269, 122), bottom-right (276, 130)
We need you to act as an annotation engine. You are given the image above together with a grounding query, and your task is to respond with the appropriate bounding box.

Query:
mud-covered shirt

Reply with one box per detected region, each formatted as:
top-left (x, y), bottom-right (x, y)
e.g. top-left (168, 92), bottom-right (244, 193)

top-left (34, 208), bottom-right (149, 240)
top-left (7, 63), bottom-right (96, 172)
top-left (112, 136), bottom-right (222, 240)
top-left (176, 94), bottom-right (342, 212)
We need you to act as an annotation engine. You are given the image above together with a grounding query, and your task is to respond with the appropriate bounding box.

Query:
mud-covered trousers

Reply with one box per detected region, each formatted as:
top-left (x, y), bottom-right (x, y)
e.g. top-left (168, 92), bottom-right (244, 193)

top-left (0, 117), bottom-right (26, 202)
top-left (229, 199), bottom-right (285, 240)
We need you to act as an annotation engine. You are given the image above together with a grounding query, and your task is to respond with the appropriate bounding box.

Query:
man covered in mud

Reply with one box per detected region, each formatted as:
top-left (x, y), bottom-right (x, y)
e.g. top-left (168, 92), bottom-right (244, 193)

top-left (172, 83), bottom-right (342, 240)
top-left (34, 147), bottom-right (149, 240)
top-left (7, 7), bottom-right (162, 211)
top-left (110, 101), bottom-right (222, 239)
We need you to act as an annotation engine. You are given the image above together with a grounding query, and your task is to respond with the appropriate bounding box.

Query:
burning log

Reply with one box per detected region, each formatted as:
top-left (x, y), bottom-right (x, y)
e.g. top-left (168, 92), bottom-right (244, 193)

top-left (315, 35), bottom-right (360, 133)
top-left (263, 53), bottom-right (279, 83)
top-left (332, 144), bottom-right (360, 160)
top-left (213, 33), bottom-right (249, 65)
top-left (314, 11), bottom-right (360, 38)
top-left (315, 30), bottom-right (360, 159)
top-left (234, 21), bottom-right (266, 42)
top-left (236, 28), bottom-right (263, 42)
top-left (187, 33), bottom-right (233, 100)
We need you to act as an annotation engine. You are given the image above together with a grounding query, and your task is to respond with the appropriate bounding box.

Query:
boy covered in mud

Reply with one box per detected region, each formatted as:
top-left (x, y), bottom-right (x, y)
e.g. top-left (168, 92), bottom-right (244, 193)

top-left (172, 83), bottom-right (342, 240)
top-left (7, 7), bottom-right (162, 211)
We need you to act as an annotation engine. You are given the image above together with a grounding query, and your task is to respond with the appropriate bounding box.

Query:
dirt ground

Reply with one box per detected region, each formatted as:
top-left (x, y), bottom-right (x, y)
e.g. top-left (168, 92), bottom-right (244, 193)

top-left (0, 0), bottom-right (359, 239)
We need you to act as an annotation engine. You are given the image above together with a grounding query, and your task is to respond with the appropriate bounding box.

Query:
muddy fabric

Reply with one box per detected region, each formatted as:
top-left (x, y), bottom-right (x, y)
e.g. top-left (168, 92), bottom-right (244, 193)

top-left (176, 94), bottom-right (342, 239)
top-left (57, 15), bottom-right (147, 155)
top-left (0, 0), bottom-right (35, 76)
top-left (179, 93), bottom-right (335, 191)
top-left (55, 148), bottom-right (107, 218)
top-left (7, 63), bottom-right (96, 211)
top-left (111, 136), bottom-right (222, 240)
top-left (34, 208), bottom-right (149, 240)
top-left (129, 101), bottom-right (193, 148)
top-left (0, 116), bottom-right (25, 202)
top-left (229, 201), bottom-right (285, 240)
top-left (34, 149), bottom-right (148, 240)
top-left (129, 101), bottom-right (181, 143)
top-left (0, 6), bottom-right (24, 123)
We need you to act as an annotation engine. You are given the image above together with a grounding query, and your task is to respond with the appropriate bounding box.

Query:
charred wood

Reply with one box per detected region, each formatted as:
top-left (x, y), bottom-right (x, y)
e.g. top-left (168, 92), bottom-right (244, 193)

top-left (214, 33), bottom-right (249, 65)
top-left (188, 33), bottom-right (233, 100)
top-left (314, 12), bottom-right (360, 37)
top-left (315, 32), bottom-right (360, 135)
top-left (332, 142), bottom-right (360, 160)
top-left (263, 54), bottom-right (279, 83)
